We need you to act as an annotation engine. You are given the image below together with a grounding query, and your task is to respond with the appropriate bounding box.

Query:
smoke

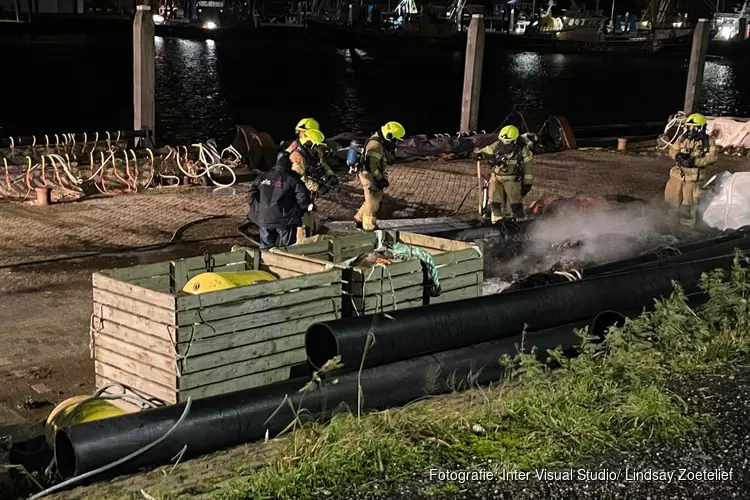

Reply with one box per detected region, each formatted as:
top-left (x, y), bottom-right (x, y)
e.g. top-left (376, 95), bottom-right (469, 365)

top-left (483, 200), bottom-right (680, 282)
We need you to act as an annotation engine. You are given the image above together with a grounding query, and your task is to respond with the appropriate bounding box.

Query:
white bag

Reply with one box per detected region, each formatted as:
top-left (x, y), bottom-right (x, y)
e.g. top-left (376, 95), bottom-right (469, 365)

top-left (700, 171), bottom-right (750, 230)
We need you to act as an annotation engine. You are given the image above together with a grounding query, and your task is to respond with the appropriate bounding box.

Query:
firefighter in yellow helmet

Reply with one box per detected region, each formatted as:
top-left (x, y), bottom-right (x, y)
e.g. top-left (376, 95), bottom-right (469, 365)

top-left (287, 128), bottom-right (338, 242)
top-left (664, 113), bottom-right (717, 226)
top-left (473, 125), bottom-right (534, 222)
top-left (353, 121), bottom-right (405, 231)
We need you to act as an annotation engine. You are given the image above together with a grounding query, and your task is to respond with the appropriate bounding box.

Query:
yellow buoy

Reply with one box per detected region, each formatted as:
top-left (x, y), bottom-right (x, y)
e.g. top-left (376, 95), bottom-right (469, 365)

top-left (45, 396), bottom-right (126, 446)
top-left (182, 270), bottom-right (277, 295)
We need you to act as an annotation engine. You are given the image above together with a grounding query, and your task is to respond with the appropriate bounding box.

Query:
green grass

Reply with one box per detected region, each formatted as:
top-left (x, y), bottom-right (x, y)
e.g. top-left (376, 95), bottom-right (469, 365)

top-left (216, 255), bottom-right (750, 500)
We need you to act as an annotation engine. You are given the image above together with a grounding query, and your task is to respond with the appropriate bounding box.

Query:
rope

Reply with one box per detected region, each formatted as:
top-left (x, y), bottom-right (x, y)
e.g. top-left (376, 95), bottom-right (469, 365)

top-left (658, 112), bottom-right (687, 150)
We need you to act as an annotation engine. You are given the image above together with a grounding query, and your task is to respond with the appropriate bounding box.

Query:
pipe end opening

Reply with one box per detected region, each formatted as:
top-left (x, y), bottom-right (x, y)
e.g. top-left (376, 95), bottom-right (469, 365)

top-left (305, 324), bottom-right (339, 370)
top-left (54, 429), bottom-right (77, 479)
top-left (591, 310), bottom-right (628, 338)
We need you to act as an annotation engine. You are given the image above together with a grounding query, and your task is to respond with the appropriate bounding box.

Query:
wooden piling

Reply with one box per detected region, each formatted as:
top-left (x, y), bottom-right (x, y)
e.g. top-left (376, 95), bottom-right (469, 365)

top-left (134, 4), bottom-right (156, 145)
top-left (683, 19), bottom-right (709, 116)
top-left (460, 14), bottom-right (485, 134)
top-left (739, 18), bottom-right (748, 41)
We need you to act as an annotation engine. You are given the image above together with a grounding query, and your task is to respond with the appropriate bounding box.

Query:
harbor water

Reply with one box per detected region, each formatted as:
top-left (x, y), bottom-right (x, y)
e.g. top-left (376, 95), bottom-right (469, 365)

top-left (1, 34), bottom-right (749, 145)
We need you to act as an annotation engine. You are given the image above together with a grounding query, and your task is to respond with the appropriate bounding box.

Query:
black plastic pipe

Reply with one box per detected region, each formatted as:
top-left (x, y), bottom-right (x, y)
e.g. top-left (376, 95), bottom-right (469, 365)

top-left (305, 253), bottom-right (740, 372)
top-left (55, 316), bottom-right (622, 480)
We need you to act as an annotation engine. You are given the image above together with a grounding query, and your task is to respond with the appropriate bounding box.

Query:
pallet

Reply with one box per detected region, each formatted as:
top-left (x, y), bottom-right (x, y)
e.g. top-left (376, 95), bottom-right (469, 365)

top-left (91, 248), bottom-right (342, 408)
top-left (279, 230), bottom-right (483, 315)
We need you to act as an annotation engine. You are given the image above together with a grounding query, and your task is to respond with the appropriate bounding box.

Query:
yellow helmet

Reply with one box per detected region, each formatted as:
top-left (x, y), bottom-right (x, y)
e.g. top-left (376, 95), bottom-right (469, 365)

top-left (685, 113), bottom-right (707, 127)
top-left (295, 118), bottom-right (320, 132)
top-left (300, 128), bottom-right (325, 146)
top-left (381, 121), bottom-right (406, 141)
top-left (498, 125), bottom-right (520, 143)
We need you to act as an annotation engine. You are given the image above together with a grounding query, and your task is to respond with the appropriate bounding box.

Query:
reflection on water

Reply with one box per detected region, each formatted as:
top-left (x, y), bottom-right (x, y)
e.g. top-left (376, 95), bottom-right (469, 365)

top-left (1, 36), bottom-right (750, 145)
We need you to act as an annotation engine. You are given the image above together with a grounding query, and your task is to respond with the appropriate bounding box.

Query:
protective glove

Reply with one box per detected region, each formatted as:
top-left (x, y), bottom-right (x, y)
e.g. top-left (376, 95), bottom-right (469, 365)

top-left (317, 183), bottom-right (330, 196)
top-left (676, 152), bottom-right (694, 168)
top-left (521, 184), bottom-right (532, 197)
top-left (472, 152), bottom-right (483, 162)
top-left (326, 174), bottom-right (339, 186)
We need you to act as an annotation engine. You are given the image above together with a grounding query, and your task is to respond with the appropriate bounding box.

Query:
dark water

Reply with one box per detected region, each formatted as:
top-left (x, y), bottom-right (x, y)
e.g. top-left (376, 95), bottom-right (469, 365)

top-left (2, 34), bottom-right (750, 145)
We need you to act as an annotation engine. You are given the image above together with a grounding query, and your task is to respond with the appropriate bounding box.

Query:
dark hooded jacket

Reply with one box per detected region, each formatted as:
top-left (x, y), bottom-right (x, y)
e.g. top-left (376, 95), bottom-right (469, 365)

top-left (249, 154), bottom-right (311, 229)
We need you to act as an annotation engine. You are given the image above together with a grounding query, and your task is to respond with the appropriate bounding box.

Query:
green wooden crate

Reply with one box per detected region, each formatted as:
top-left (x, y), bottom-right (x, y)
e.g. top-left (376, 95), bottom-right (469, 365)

top-left (91, 248), bottom-right (342, 410)
top-left (279, 230), bottom-right (483, 316)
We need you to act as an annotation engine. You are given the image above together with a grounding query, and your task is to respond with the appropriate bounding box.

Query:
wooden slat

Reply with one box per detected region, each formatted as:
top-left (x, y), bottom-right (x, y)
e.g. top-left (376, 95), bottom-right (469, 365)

top-left (397, 231), bottom-right (471, 252)
top-left (338, 245), bottom-right (376, 262)
top-left (97, 303), bottom-right (176, 341)
top-left (177, 284), bottom-right (341, 326)
top-left (265, 266), bottom-right (303, 279)
top-left (181, 251), bottom-right (251, 272)
top-left (437, 258), bottom-right (484, 280)
top-left (438, 273), bottom-right (482, 294)
top-left (432, 247), bottom-right (483, 267)
top-left (176, 298), bottom-right (341, 340)
top-left (95, 361), bottom-right (177, 404)
top-left (178, 349), bottom-right (307, 390)
top-left (92, 273), bottom-right (175, 309)
top-left (181, 334), bottom-right (305, 375)
top-left (93, 317), bottom-right (175, 357)
top-left (429, 286), bottom-right (481, 305)
top-left (280, 240), bottom-right (329, 255)
top-left (105, 262), bottom-right (171, 282)
top-left (177, 365), bottom-right (293, 402)
top-left (261, 251), bottom-right (331, 274)
top-left (95, 334), bottom-right (176, 373)
top-left (95, 377), bottom-right (144, 413)
top-left (126, 275), bottom-right (172, 293)
top-left (95, 347), bottom-right (176, 387)
top-left (353, 273), bottom-right (424, 298)
top-left (177, 312), bottom-right (338, 355)
top-left (363, 297), bottom-right (424, 314)
top-left (176, 269), bottom-right (342, 310)
top-left (352, 259), bottom-right (422, 279)
top-left (93, 288), bottom-right (176, 325)
top-left (185, 262), bottom-right (248, 281)
top-left (361, 285), bottom-right (423, 310)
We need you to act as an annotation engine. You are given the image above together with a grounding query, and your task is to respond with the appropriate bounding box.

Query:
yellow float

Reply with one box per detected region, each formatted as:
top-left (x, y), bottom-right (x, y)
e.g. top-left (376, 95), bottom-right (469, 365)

top-left (182, 270), bottom-right (277, 294)
top-left (45, 396), bottom-right (126, 447)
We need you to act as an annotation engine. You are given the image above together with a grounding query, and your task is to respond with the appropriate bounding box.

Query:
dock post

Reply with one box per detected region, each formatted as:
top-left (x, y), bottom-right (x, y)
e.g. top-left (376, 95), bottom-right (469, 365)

top-left (460, 14), bottom-right (485, 133)
top-left (683, 19), bottom-right (709, 115)
top-left (739, 18), bottom-right (748, 41)
top-left (134, 4), bottom-right (156, 146)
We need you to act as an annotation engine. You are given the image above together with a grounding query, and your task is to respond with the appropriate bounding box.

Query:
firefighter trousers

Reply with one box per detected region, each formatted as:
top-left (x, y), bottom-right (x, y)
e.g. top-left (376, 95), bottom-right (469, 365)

top-left (489, 174), bottom-right (524, 222)
top-left (664, 166), bottom-right (706, 226)
top-left (354, 172), bottom-right (384, 231)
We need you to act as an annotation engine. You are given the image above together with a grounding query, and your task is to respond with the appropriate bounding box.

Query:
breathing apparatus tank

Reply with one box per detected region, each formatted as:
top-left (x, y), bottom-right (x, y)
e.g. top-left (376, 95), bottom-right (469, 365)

top-left (346, 140), bottom-right (364, 173)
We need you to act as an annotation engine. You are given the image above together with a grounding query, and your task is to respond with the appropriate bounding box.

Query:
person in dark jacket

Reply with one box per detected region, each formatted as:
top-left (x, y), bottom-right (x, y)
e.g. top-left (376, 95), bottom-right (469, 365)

top-left (249, 153), bottom-right (311, 249)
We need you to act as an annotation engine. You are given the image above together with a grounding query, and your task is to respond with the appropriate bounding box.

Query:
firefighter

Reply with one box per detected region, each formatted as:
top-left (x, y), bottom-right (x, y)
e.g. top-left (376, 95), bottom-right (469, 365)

top-left (288, 129), bottom-right (337, 241)
top-left (353, 121), bottom-right (405, 231)
top-left (664, 113), bottom-right (717, 226)
top-left (473, 125), bottom-right (534, 222)
top-left (248, 152), bottom-right (311, 249)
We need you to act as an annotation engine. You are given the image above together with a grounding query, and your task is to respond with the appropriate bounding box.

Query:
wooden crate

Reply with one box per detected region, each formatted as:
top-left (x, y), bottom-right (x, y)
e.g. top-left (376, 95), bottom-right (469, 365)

top-left (280, 230), bottom-right (483, 315)
top-left (91, 248), bottom-right (342, 410)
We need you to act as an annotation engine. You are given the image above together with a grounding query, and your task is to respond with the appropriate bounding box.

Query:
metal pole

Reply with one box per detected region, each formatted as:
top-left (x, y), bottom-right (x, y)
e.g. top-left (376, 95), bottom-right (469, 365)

top-left (684, 19), bottom-right (709, 115)
top-left (610, 0), bottom-right (615, 27)
top-left (134, 5), bottom-right (156, 145)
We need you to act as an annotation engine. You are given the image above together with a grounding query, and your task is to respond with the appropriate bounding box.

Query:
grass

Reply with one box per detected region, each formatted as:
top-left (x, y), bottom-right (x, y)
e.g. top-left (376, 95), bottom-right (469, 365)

top-left (214, 255), bottom-right (750, 500)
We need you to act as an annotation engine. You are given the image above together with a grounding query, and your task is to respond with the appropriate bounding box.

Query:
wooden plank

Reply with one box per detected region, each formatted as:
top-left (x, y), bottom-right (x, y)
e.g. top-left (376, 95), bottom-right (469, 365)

top-left (92, 272), bottom-right (175, 309)
top-left (181, 334), bottom-right (305, 374)
top-left (352, 273), bottom-right (424, 298)
top-left (95, 347), bottom-right (176, 387)
top-left (176, 298), bottom-right (342, 340)
top-left (105, 261), bottom-right (171, 282)
top-left (397, 231), bottom-right (471, 252)
top-left (181, 251), bottom-right (250, 272)
top-left (436, 258), bottom-right (484, 280)
top-left (361, 285), bottom-right (423, 310)
top-left (93, 317), bottom-right (175, 357)
top-left (363, 297), bottom-right (424, 314)
top-left (172, 259), bottom-right (188, 294)
top-left (177, 284), bottom-right (341, 326)
top-left (261, 251), bottom-right (331, 274)
top-left (352, 259), bottom-right (422, 279)
top-left (176, 269), bottom-right (342, 310)
top-left (127, 275), bottom-right (171, 293)
top-left (177, 365), bottom-right (293, 402)
top-left (177, 312), bottom-right (338, 355)
top-left (95, 362), bottom-right (176, 404)
top-left (335, 232), bottom-right (378, 249)
top-left (93, 288), bottom-right (176, 325)
top-left (432, 247), bottom-right (482, 267)
top-left (185, 262), bottom-right (247, 281)
top-left (429, 285), bottom-right (481, 305)
top-left (95, 378), bottom-right (144, 413)
top-left (178, 348), bottom-right (307, 390)
top-left (279, 240), bottom-right (329, 255)
top-left (265, 266), bottom-right (303, 279)
top-left (338, 244), bottom-right (376, 262)
top-left (438, 273), bottom-right (482, 293)
top-left (95, 333), bottom-right (176, 373)
top-left (97, 303), bottom-right (176, 342)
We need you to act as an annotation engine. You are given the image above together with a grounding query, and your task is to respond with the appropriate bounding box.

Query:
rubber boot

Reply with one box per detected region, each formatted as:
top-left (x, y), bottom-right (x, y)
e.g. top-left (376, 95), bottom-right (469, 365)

top-left (679, 205), bottom-right (696, 227)
top-left (510, 203), bottom-right (525, 220)
top-left (362, 215), bottom-right (378, 231)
